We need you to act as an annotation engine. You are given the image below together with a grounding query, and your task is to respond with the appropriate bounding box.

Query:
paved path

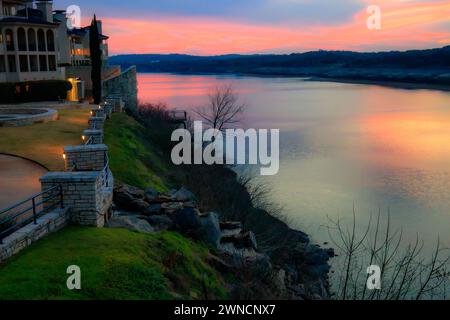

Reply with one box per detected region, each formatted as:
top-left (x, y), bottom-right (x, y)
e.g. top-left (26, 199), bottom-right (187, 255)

top-left (0, 154), bottom-right (47, 210)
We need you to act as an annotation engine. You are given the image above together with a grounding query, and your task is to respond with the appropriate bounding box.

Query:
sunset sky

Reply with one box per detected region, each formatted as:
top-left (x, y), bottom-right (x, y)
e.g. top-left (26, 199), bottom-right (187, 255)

top-left (58, 0), bottom-right (450, 55)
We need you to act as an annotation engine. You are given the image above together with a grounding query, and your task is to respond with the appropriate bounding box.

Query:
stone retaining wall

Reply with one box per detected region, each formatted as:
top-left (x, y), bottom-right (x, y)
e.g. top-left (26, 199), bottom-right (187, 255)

top-left (103, 66), bottom-right (138, 113)
top-left (0, 208), bottom-right (70, 263)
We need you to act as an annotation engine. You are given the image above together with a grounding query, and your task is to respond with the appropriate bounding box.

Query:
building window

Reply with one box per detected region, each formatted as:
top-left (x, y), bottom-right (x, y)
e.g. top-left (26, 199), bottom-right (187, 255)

top-left (48, 55), bottom-right (56, 71)
top-left (39, 55), bottom-right (47, 71)
top-left (46, 30), bottom-right (55, 51)
top-left (0, 56), bottom-right (5, 73)
top-left (28, 29), bottom-right (37, 51)
top-left (29, 55), bottom-right (38, 72)
top-left (7, 55), bottom-right (16, 72)
top-left (18, 28), bottom-right (27, 51)
top-left (37, 29), bottom-right (46, 51)
top-left (19, 55), bottom-right (28, 72)
top-left (5, 29), bottom-right (14, 51)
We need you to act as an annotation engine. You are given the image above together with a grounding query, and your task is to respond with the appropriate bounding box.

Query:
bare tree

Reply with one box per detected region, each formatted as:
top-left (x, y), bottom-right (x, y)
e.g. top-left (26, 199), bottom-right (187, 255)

top-left (327, 211), bottom-right (450, 300)
top-left (196, 85), bottom-right (246, 131)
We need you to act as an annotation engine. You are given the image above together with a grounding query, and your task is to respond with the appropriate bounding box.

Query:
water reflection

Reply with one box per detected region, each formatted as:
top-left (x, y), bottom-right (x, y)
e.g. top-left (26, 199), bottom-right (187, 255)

top-left (138, 73), bottom-right (450, 248)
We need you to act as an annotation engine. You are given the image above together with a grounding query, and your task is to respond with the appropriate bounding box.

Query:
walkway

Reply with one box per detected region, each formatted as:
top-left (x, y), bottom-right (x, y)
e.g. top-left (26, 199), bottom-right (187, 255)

top-left (0, 154), bottom-right (47, 210)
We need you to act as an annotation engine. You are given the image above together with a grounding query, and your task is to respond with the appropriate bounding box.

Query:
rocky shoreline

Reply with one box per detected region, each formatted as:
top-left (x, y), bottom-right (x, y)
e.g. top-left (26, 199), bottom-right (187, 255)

top-left (111, 184), bottom-right (334, 300)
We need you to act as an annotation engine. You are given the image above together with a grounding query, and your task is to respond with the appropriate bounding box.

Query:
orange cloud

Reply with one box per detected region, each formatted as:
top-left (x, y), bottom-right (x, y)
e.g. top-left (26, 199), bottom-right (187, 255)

top-left (102, 1), bottom-right (450, 54)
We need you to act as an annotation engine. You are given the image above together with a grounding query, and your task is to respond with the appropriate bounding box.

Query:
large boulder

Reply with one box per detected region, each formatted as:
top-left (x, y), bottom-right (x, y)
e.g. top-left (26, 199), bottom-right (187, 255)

top-left (161, 202), bottom-right (184, 214)
top-left (143, 204), bottom-right (162, 216)
top-left (144, 187), bottom-right (161, 203)
top-left (199, 212), bottom-right (221, 248)
top-left (170, 208), bottom-right (201, 230)
top-left (114, 184), bottom-right (149, 212)
top-left (106, 215), bottom-right (154, 234)
top-left (129, 198), bottom-right (151, 212)
top-left (145, 215), bottom-right (175, 232)
top-left (172, 187), bottom-right (196, 202)
top-left (221, 231), bottom-right (258, 251)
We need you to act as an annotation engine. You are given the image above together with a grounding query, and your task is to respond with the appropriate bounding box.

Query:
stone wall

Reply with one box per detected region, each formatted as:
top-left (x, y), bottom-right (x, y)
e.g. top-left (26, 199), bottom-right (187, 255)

top-left (0, 208), bottom-right (70, 263)
top-left (64, 144), bottom-right (108, 171)
top-left (103, 66), bottom-right (138, 113)
top-left (40, 171), bottom-right (113, 227)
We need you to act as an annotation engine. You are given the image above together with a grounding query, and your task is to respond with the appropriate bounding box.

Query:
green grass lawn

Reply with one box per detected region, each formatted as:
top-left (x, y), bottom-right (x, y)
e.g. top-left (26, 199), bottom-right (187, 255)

top-left (104, 113), bottom-right (170, 191)
top-left (0, 226), bottom-right (227, 300)
top-left (0, 108), bottom-right (90, 170)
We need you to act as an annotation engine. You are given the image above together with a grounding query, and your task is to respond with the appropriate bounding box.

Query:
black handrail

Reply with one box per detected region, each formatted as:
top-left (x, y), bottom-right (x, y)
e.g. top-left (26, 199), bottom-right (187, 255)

top-left (85, 135), bottom-right (94, 145)
top-left (102, 153), bottom-right (110, 188)
top-left (0, 185), bottom-right (64, 244)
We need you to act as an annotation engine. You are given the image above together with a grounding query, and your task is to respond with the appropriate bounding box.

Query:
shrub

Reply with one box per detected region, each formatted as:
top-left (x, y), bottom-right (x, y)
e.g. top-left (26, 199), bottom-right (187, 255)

top-left (0, 80), bottom-right (72, 103)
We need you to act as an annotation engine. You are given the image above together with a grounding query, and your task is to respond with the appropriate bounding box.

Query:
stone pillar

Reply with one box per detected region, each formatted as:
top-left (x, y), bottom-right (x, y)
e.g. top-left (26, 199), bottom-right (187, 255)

top-left (91, 107), bottom-right (106, 119)
top-left (40, 171), bottom-right (112, 227)
top-left (102, 102), bottom-right (113, 119)
top-left (64, 144), bottom-right (108, 171)
top-left (82, 129), bottom-right (103, 144)
top-left (88, 116), bottom-right (105, 130)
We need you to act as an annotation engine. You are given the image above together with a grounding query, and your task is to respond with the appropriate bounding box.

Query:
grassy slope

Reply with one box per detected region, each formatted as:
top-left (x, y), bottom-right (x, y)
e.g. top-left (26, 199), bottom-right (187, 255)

top-left (0, 226), bottom-right (227, 300)
top-left (104, 113), bottom-right (170, 191)
top-left (0, 108), bottom-right (90, 170)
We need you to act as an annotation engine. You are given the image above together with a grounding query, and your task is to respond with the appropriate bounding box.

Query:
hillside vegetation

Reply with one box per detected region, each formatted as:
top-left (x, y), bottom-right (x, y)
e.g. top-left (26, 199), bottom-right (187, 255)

top-left (104, 113), bottom-right (170, 191)
top-left (0, 227), bottom-right (227, 300)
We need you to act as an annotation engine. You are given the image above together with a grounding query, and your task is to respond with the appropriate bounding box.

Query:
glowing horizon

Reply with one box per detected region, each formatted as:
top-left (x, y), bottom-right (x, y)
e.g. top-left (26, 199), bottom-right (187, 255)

top-left (68, 0), bottom-right (450, 55)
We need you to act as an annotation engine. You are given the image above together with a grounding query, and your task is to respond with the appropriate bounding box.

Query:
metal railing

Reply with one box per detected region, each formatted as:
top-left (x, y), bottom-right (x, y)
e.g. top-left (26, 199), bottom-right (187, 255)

top-left (101, 153), bottom-right (110, 188)
top-left (84, 135), bottom-right (94, 145)
top-left (168, 110), bottom-right (187, 121)
top-left (0, 185), bottom-right (64, 244)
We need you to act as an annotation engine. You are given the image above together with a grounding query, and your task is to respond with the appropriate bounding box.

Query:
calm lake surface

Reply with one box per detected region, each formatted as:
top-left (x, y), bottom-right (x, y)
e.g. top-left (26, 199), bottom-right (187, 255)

top-left (138, 73), bottom-right (450, 249)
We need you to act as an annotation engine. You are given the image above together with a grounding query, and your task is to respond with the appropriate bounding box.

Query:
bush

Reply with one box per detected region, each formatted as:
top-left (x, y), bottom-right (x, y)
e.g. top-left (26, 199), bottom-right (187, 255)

top-left (0, 80), bottom-right (72, 103)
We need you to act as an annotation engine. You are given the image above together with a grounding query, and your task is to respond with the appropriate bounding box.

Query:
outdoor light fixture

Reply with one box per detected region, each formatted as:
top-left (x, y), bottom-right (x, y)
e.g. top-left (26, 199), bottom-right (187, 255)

top-left (62, 153), bottom-right (66, 160)
top-left (82, 135), bottom-right (85, 141)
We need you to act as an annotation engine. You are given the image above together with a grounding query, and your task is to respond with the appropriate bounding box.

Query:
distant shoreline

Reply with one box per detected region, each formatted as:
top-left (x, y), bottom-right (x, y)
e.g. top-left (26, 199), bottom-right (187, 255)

top-left (137, 70), bottom-right (450, 92)
top-left (308, 76), bottom-right (450, 92)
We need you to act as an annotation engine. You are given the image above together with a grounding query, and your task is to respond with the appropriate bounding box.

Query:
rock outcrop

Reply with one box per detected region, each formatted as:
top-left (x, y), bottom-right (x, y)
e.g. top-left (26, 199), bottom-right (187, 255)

top-left (111, 183), bottom-right (333, 300)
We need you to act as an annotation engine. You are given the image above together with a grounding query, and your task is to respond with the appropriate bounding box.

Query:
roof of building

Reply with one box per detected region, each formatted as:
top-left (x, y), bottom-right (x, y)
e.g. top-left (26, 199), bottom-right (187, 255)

top-left (0, 16), bottom-right (59, 26)
top-left (0, 8), bottom-right (59, 26)
top-left (68, 27), bottom-right (109, 40)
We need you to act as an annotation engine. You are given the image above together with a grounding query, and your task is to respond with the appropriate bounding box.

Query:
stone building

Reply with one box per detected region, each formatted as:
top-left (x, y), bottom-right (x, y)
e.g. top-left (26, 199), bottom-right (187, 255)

top-left (0, 0), bottom-right (64, 82)
top-left (0, 0), bottom-right (117, 96)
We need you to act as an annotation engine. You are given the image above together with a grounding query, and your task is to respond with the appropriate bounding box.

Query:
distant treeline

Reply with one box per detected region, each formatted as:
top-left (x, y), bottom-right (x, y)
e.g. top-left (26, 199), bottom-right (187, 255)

top-left (110, 46), bottom-right (450, 85)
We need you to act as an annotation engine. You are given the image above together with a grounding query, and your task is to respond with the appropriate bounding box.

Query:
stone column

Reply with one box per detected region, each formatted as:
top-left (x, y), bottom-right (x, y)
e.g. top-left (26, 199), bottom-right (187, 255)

top-left (91, 107), bottom-right (106, 119)
top-left (40, 171), bottom-right (111, 227)
top-left (82, 129), bottom-right (103, 144)
top-left (64, 144), bottom-right (108, 171)
top-left (88, 116), bottom-right (105, 130)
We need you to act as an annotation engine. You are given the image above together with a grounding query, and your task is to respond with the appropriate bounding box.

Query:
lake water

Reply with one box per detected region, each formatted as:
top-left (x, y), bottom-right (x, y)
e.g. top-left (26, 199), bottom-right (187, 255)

top-left (138, 73), bottom-right (450, 250)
